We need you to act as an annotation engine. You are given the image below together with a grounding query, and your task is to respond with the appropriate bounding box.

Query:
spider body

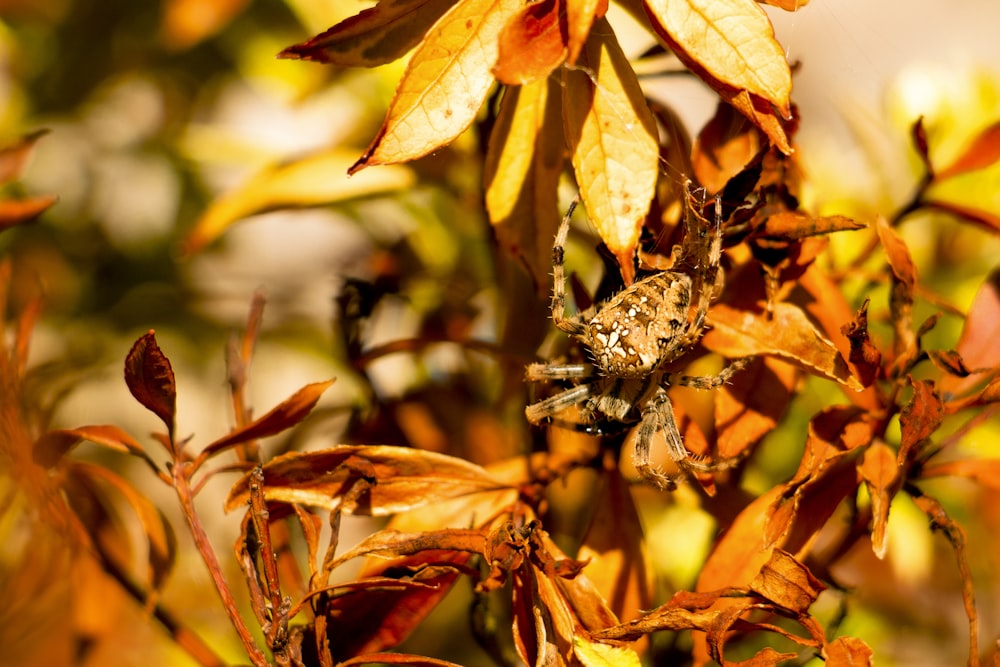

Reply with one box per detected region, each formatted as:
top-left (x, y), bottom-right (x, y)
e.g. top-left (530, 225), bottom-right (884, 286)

top-left (525, 182), bottom-right (748, 489)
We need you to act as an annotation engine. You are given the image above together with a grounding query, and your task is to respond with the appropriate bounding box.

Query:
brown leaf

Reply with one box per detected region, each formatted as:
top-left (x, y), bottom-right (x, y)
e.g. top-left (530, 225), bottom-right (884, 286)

top-left (692, 100), bottom-right (761, 194)
top-left (875, 217), bottom-right (917, 360)
top-left (704, 302), bottom-right (863, 390)
top-left (715, 356), bottom-right (796, 459)
top-left (859, 441), bottom-right (900, 559)
top-left (643, 0), bottom-right (791, 114)
top-left (278, 0), bottom-right (456, 67)
top-left (124, 331), bottom-right (177, 442)
top-left (225, 445), bottom-right (510, 513)
top-left (485, 77), bottom-right (564, 290)
top-left (897, 378), bottom-right (943, 466)
top-left (198, 379), bottom-right (335, 462)
top-left (941, 269), bottom-right (1000, 400)
top-left (349, 0), bottom-right (521, 173)
top-left (935, 120), bottom-right (1000, 181)
top-left (825, 636), bottom-right (874, 666)
top-left (337, 654), bottom-right (464, 667)
top-left (493, 0), bottom-right (566, 84)
top-left (726, 647), bottom-right (798, 667)
top-left (749, 549), bottom-right (824, 614)
top-left (840, 299), bottom-right (882, 388)
top-left (562, 16), bottom-right (659, 282)
top-left (757, 211), bottom-right (866, 240)
top-left (33, 425), bottom-right (155, 471)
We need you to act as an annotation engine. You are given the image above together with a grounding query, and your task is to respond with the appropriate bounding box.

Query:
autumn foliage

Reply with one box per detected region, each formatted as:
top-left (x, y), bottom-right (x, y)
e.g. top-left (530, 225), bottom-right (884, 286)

top-left (3, 1), bottom-right (1000, 666)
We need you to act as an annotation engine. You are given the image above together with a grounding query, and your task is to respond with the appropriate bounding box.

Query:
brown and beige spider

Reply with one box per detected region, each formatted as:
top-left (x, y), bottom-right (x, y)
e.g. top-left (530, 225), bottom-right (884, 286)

top-left (525, 181), bottom-right (749, 490)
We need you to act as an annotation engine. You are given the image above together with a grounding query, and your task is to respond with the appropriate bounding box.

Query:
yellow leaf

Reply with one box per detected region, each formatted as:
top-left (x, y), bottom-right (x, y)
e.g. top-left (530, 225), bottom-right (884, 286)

top-left (643, 0), bottom-right (792, 114)
top-left (351, 0), bottom-right (522, 172)
top-left (562, 17), bottom-right (659, 282)
top-left (485, 78), bottom-right (564, 290)
top-left (565, 0), bottom-right (607, 64)
top-left (182, 149), bottom-right (415, 254)
top-left (574, 636), bottom-right (642, 667)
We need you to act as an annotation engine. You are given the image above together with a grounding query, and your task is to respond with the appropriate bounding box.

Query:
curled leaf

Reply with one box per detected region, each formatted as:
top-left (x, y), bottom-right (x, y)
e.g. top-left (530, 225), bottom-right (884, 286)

top-left (33, 425), bottom-right (154, 470)
top-left (859, 441), bottom-right (900, 559)
top-left (749, 549), bottom-right (824, 614)
top-left (494, 0), bottom-right (567, 85)
top-left (124, 331), bottom-right (177, 441)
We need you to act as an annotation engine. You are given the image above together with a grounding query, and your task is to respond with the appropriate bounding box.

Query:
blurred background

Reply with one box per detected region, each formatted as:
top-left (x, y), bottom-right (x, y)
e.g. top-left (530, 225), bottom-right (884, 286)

top-left (1, 0), bottom-right (999, 665)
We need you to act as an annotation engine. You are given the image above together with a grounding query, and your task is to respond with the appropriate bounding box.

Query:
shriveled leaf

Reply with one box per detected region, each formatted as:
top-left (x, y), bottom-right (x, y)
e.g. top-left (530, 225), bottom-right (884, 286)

top-left (859, 441), bottom-right (900, 559)
top-left (225, 445), bottom-right (509, 513)
top-left (644, 0), bottom-right (791, 113)
top-left (727, 647), bottom-right (798, 666)
top-left (183, 149), bottom-right (415, 253)
top-left (0, 195), bottom-right (58, 231)
top-left (330, 528), bottom-right (486, 568)
top-left (941, 269), bottom-right (1000, 400)
top-left (0, 129), bottom-right (48, 184)
top-left (33, 425), bottom-right (154, 470)
top-left (840, 299), bottom-right (882, 388)
top-left (935, 120), bottom-right (1000, 181)
top-left (876, 217), bottom-right (917, 291)
top-left (921, 459), bottom-right (1000, 491)
top-left (825, 636), bottom-right (874, 666)
top-left (757, 211), bottom-right (866, 240)
top-left (704, 302), bottom-right (863, 390)
top-left (199, 379), bottom-right (335, 461)
top-left (749, 549), bottom-right (824, 614)
top-left (577, 469), bottom-right (652, 623)
top-left (910, 491), bottom-right (979, 662)
top-left (562, 17), bottom-right (659, 282)
top-left (278, 0), bottom-right (457, 67)
top-left (876, 217), bottom-right (918, 359)
top-left (897, 378), bottom-right (943, 465)
top-left (494, 0), bottom-right (566, 84)
top-left (715, 356), bottom-right (796, 459)
top-left (124, 331), bottom-right (177, 441)
top-left (696, 489), bottom-right (779, 595)
top-left (350, 0), bottom-right (521, 173)
top-left (338, 654), bottom-right (464, 667)
top-left (70, 461), bottom-right (177, 593)
top-left (574, 636), bottom-right (642, 667)
top-left (485, 78), bottom-right (564, 290)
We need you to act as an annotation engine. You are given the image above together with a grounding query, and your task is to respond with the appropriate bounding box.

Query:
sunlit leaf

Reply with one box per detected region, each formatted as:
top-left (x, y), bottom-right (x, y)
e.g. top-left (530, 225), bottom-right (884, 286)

top-left (562, 17), bottom-right (659, 282)
top-left (494, 0), bottom-right (567, 85)
top-left (825, 636), bottom-right (874, 666)
top-left (898, 378), bottom-right (942, 465)
top-left (183, 149), bottom-right (415, 253)
top-left (565, 0), bottom-right (607, 63)
top-left (338, 655), bottom-right (464, 667)
top-left (485, 78), bottom-right (564, 290)
top-left (574, 636), bottom-right (642, 667)
top-left (33, 425), bottom-right (154, 470)
top-left (225, 445), bottom-right (510, 513)
top-left (749, 549), bottom-right (824, 614)
top-left (935, 120), bottom-right (1000, 181)
top-left (921, 459), bottom-right (1000, 492)
top-left (859, 441), bottom-right (900, 559)
top-left (160, 0), bottom-right (249, 50)
top-left (721, 88), bottom-right (792, 154)
top-left (756, 211), bottom-right (866, 239)
top-left (279, 0), bottom-right (457, 67)
top-left (198, 379), bottom-right (335, 462)
top-left (124, 331), bottom-right (177, 442)
top-left (715, 356), bottom-right (796, 459)
top-left (704, 302), bottom-right (863, 390)
top-left (840, 299), bottom-right (882, 388)
top-left (922, 198), bottom-right (1000, 234)
top-left (692, 101), bottom-right (761, 194)
top-left (350, 0), bottom-right (521, 173)
top-left (755, 0), bottom-right (809, 9)
top-left (940, 269), bottom-right (1000, 400)
top-left (0, 195), bottom-right (58, 232)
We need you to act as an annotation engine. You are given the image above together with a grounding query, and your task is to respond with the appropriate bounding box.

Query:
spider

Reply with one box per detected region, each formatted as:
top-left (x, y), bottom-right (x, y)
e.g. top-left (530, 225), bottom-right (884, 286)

top-left (525, 181), bottom-right (749, 490)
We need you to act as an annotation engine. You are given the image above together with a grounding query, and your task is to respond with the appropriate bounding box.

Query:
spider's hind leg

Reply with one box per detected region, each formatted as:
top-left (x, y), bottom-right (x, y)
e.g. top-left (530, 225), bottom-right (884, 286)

top-left (676, 356), bottom-right (752, 390)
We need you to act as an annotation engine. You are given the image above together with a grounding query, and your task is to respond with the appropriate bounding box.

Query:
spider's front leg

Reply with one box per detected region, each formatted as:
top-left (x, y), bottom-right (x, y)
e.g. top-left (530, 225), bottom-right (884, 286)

top-left (632, 388), bottom-right (685, 490)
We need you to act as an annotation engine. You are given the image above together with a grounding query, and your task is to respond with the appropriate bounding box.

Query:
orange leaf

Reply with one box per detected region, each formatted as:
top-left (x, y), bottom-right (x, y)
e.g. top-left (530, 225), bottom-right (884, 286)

top-left (562, 17), bottom-right (659, 281)
top-left (840, 299), bottom-right (882, 388)
top-left (825, 636), bottom-right (874, 667)
top-left (198, 379), bottom-right (335, 461)
top-left (692, 101), bottom-right (761, 194)
top-left (922, 198), bottom-right (1000, 234)
top-left (704, 302), bottom-right (863, 390)
top-left (749, 549), bottom-right (824, 614)
top-left (225, 445), bottom-right (510, 513)
top-left (721, 87), bottom-right (791, 155)
top-left (565, 0), bottom-right (607, 64)
top-left (350, 0), bottom-right (521, 173)
top-left (897, 378), bottom-right (943, 465)
top-left (33, 424), bottom-right (152, 469)
top-left (859, 441), bottom-right (900, 559)
top-left (715, 356), bottom-right (796, 459)
top-left (941, 269), bottom-right (1000, 400)
top-left (0, 129), bottom-right (48, 184)
top-left (755, 0), bottom-right (809, 9)
top-left (0, 195), bottom-right (58, 232)
top-left (935, 120), bottom-right (1000, 181)
top-left (279, 0), bottom-right (456, 67)
top-left (921, 459), bottom-right (1000, 491)
top-left (484, 77), bottom-right (564, 290)
top-left (338, 654), bottom-right (464, 667)
top-left (757, 211), bottom-right (866, 240)
top-left (124, 331), bottom-right (177, 442)
top-left (494, 0), bottom-right (567, 85)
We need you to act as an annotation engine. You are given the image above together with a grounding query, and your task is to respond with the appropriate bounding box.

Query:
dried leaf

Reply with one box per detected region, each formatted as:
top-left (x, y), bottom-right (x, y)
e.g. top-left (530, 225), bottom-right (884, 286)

top-left (644, 0), bottom-right (791, 114)
top-left (840, 299), bottom-right (882, 388)
top-left (859, 441), bottom-right (900, 559)
top-left (337, 654), bottom-right (464, 667)
top-left (124, 331), bottom-right (177, 441)
top-left (183, 149), bottom-right (415, 253)
top-left (876, 217), bottom-right (918, 360)
top-left (33, 425), bottom-right (153, 470)
top-left (727, 647), bottom-right (798, 666)
top-left (940, 269), bottom-right (1000, 400)
top-left (825, 636), bottom-right (874, 666)
top-left (897, 378), bottom-right (943, 465)
top-left (485, 77), bottom-right (564, 289)
top-left (692, 101), bottom-right (761, 194)
top-left (494, 0), bottom-right (567, 84)
top-left (721, 87), bottom-right (791, 155)
top-left (757, 211), bottom-right (866, 240)
top-left (921, 459), bottom-right (1000, 491)
top-left (562, 16), bottom-right (659, 282)
top-left (573, 637), bottom-right (642, 667)
top-left (935, 120), bottom-right (1000, 181)
top-left (715, 356), bottom-right (796, 459)
top-left (198, 379), bottom-right (335, 461)
top-left (704, 302), bottom-right (863, 390)
top-left (279, 0), bottom-right (456, 67)
top-left (350, 0), bottom-right (521, 173)
top-left (749, 549), bottom-right (824, 614)
top-left (225, 445), bottom-right (510, 513)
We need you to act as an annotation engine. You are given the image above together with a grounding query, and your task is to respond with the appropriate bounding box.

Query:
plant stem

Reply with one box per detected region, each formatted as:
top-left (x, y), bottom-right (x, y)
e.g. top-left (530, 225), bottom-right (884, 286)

top-left (172, 461), bottom-right (270, 667)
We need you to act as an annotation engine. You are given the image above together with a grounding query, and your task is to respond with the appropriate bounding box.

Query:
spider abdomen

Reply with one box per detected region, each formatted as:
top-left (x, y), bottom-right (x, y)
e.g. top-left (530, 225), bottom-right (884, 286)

top-left (586, 271), bottom-right (692, 378)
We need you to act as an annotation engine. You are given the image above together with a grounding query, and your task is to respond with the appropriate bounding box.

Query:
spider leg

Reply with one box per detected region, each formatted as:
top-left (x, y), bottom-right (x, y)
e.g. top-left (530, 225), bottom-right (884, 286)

top-left (525, 363), bottom-right (594, 382)
top-left (676, 356), bottom-right (751, 390)
top-left (550, 199), bottom-right (587, 337)
top-left (525, 383), bottom-right (592, 425)
top-left (676, 182), bottom-right (725, 350)
top-left (633, 388), bottom-right (682, 490)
